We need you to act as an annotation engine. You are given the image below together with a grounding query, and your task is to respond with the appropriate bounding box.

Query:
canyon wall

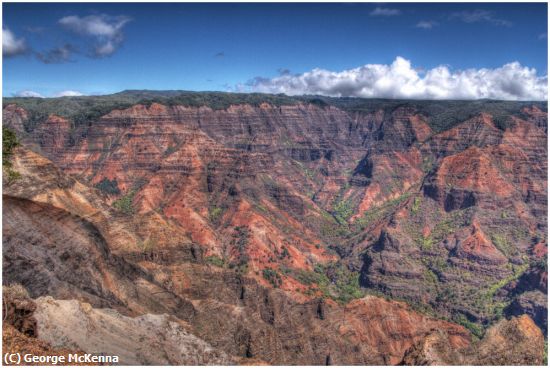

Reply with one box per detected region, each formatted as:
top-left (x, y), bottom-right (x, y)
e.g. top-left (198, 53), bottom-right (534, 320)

top-left (2, 95), bottom-right (547, 364)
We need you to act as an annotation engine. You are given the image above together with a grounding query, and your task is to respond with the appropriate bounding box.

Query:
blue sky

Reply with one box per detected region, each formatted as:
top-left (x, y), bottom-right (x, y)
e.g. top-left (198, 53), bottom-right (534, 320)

top-left (2, 2), bottom-right (548, 100)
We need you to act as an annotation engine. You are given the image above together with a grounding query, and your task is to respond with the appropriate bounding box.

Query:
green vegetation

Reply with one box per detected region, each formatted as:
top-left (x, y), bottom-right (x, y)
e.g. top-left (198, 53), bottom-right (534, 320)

top-left (281, 266), bottom-right (324, 286)
top-left (318, 208), bottom-right (350, 239)
top-left (485, 262), bottom-right (529, 299)
top-left (354, 192), bottom-right (412, 232)
top-left (2, 126), bottom-right (18, 162)
top-left (3, 91), bottom-right (302, 132)
top-left (228, 226), bottom-right (250, 271)
top-left (233, 226), bottom-right (250, 250)
top-left (433, 216), bottom-right (461, 239)
top-left (111, 178), bottom-right (149, 214)
top-left (421, 156), bottom-right (435, 173)
top-left (293, 160), bottom-right (316, 181)
top-left (279, 246), bottom-right (290, 259)
top-left (411, 196), bottom-right (421, 215)
top-left (5, 96), bottom-right (136, 132)
top-left (5, 91), bottom-right (544, 135)
top-left (205, 255), bottom-right (225, 268)
top-left (454, 313), bottom-right (484, 339)
top-left (281, 262), bottom-right (365, 304)
top-left (140, 91), bottom-right (303, 110)
top-left (423, 268), bottom-right (438, 284)
top-left (255, 203), bottom-right (268, 213)
top-left (412, 210), bottom-right (470, 250)
top-left (491, 233), bottom-right (511, 256)
top-left (95, 178), bottom-right (121, 195)
top-left (164, 145), bottom-right (177, 156)
top-left (209, 206), bottom-right (224, 222)
top-left (113, 189), bottom-right (136, 214)
top-left (2, 126), bottom-right (21, 182)
top-left (420, 235), bottom-right (433, 250)
top-left (333, 198), bottom-right (353, 225)
top-left (532, 256), bottom-right (547, 272)
top-left (329, 98), bottom-right (546, 133)
top-left (262, 268), bottom-right (282, 288)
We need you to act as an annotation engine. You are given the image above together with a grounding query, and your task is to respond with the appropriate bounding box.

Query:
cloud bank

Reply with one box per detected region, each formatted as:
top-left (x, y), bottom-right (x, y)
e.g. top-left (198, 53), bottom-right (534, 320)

top-left (59, 14), bottom-right (131, 57)
top-left (53, 90), bottom-right (84, 97)
top-left (13, 90), bottom-right (85, 98)
top-left (3, 28), bottom-right (27, 57)
top-left (242, 57), bottom-right (547, 101)
top-left (14, 90), bottom-right (44, 98)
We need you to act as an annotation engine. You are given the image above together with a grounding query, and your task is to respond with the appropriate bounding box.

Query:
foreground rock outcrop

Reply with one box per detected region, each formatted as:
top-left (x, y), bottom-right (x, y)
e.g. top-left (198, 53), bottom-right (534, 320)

top-left (2, 285), bottom-right (91, 366)
top-left (34, 297), bottom-right (234, 365)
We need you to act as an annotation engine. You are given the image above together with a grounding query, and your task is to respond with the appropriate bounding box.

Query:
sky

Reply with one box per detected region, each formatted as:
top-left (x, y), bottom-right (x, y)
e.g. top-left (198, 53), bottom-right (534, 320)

top-left (2, 2), bottom-right (548, 100)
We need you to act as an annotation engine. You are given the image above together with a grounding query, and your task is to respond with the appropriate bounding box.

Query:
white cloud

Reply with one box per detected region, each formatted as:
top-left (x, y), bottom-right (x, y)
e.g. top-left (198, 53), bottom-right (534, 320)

top-left (14, 90), bottom-right (44, 98)
top-left (451, 10), bottom-right (512, 27)
top-left (370, 7), bottom-right (401, 17)
top-left (59, 14), bottom-right (130, 38)
top-left (241, 57), bottom-right (547, 101)
top-left (416, 21), bottom-right (438, 30)
top-left (59, 14), bottom-right (131, 57)
top-left (94, 40), bottom-right (116, 57)
top-left (3, 28), bottom-right (27, 57)
top-left (539, 32), bottom-right (547, 40)
top-left (53, 90), bottom-right (84, 97)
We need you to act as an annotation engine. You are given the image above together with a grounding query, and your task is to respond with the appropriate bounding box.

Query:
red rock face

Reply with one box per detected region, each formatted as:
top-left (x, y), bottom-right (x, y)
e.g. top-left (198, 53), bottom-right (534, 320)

top-left (2, 98), bottom-right (547, 363)
top-left (338, 296), bottom-right (470, 365)
top-left (2, 146), bottom-right (475, 365)
top-left (33, 115), bottom-right (72, 155)
top-left (451, 220), bottom-right (507, 265)
top-left (423, 113), bottom-right (503, 158)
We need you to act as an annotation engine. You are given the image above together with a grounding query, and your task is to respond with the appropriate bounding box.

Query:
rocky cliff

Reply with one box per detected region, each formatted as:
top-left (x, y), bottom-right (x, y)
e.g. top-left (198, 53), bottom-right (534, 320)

top-left (2, 92), bottom-right (547, 365)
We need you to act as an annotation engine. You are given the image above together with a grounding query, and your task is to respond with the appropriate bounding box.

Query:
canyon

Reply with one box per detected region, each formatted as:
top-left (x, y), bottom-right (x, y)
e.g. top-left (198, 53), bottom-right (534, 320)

top-left (2, 91), bottom-right (547, 365)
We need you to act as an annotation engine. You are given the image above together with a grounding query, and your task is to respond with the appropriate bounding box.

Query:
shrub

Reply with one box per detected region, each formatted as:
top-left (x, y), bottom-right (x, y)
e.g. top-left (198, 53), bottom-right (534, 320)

top-left (262, 268), bottom-right (282, 288)
top-left (491, 234), bottom-right (510, 256)
top-left (2, 126), bottom-right (21, 182)
top-left (205, 255), bottom-right (225, 268)
top-left (164, 145), bottom-right (177, 156)
top-left (3, 283), bottom-right (30, 300)
top-left (532, 257), bottom-right (547, 272)
top-left (454, 314), bottom-right (484, 339)
top-left (228, 226), bottom-right (250, 271)
top-left (2, 126), bottom-right (18, 163)
top-left (411, 196), bottom-right (421, 215)
top-left (485, 262), bottom-right (529, 299)
top-left (333, 198), bottom-right (353, 225)
top-left (113, 189), bottom-right (136, 214)
top-left (280, 246), bottom-right (290, 259)
top-left (233, 226), bottom-right (250, 250)
top-left (283, 262), bottom-right (364, 303)
top-left (421, 235), bottom-right (433, 251)
top-left (95, 178), bottom-right (121, 195)
top-left (209, 207), bottom-right (223, 222)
